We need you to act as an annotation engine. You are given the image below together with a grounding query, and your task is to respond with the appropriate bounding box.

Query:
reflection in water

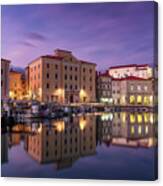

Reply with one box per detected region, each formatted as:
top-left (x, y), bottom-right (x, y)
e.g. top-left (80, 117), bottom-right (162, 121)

top-left (25, 115), bottom-right (96, 169)
top-left (1, 112), bottom-right (157, 178)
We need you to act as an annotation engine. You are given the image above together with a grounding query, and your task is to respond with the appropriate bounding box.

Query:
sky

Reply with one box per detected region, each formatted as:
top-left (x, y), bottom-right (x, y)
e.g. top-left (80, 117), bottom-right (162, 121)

top-left (1, 2), bottom-right (156, 70)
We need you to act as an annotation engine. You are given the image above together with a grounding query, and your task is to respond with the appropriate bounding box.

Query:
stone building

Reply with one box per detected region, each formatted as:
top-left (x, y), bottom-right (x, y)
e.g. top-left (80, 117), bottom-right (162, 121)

top-left (112, 76), bottom-right (154, 106)
top-left (9, 69), bottom-right (26, 100)
top-left (96, 71), bottom-right (112, 104)
top-left (1, 58), bottom-right (10, 100)
top-left (26, 49), bottom-right (96, 103)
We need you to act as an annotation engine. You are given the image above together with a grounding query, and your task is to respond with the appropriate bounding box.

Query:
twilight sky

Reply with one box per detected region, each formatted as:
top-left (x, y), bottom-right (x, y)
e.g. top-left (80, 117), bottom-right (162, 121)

top-left (1, 2), bottom-right (155, 70)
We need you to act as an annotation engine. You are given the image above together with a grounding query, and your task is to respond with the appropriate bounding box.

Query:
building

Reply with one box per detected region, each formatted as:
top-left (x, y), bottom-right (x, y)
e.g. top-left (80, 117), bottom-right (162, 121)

top-left (26, 49), bottom-right (96, 103)
top-left (112, 76), bottom-right (154, 106)
top-left (9, 69), bottom-right (26, 100)
top-left (1, 58), bottom-right (10, 100)
top-left (108, 64), bottom-right (153, 79)
top-left (96, 71), bottom-right (112, 104)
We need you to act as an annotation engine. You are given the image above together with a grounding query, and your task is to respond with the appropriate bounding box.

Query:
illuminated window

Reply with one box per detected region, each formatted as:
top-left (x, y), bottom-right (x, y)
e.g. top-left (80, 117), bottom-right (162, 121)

top-left (137, 114), bottom-right (142, 123)
top-left (138, 126), bottom-right (142, 135)
top-left (150, 96), bottom-right (153, 104)
top-left (131, 126), bottom-right (135, 134)
top-left (130, 114), bottom-right (135, 123)
top-left (137, 95), bottom-right (142, 104)
top-left (145, 126), bottom-right (149, 134)
top-left (144, 113), bottom-right (149, 123)
top-left (150, 113), bottom-right (154, 124)
top-left (130, 95), bottom-right (135, 104)
top-left (144, 96), bottom-right (150, 105)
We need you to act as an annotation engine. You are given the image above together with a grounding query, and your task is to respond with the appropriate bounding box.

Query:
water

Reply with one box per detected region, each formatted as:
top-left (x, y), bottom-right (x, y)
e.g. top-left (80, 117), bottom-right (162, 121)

top-left (1, 112), bottom-right (158, 180)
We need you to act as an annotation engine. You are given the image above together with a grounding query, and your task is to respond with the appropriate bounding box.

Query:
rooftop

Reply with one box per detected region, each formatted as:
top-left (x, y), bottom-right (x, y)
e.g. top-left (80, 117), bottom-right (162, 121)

top-left (1, 58), bottom-right (11, 63)
top-left (109, 64), bottom-right (149, 70)
top-left (112, 76), bottom-right (152, 81)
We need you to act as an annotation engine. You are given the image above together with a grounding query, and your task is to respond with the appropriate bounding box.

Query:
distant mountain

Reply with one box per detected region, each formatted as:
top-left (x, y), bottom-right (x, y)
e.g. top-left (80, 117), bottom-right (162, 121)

top-left (10, 65), bottom-right (25, 73)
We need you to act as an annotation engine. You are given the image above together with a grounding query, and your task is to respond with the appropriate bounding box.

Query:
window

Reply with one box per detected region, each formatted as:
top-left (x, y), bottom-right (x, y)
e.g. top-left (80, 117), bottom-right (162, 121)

top-left (130, 95), bottom-right (135, 104)
top-left (55, 64), bottom-right (58, 69)
top-left (46, 73), bottom-right (49, 78)
top-left (144, 86), bottom-right (148, 91)
top-left (65, 66), bottom-right (67, 70)
top-left (38, 64), bottom-right (40, 69)
top-left (90, 86), bottom-right (92, 91)
top-left (83, 77), bottom-right (86, 81)
top-left (75, 76), bottom-right (77, 81)
top-left (70, 75), bottom-right (72, 80)
top-left (47, 63), bottom-right (50, 68)
top-left (70, 85), bottom-right (73, 90)
top-left (75, 67), bottom-right (78, 71)
top-left (1, 69), bottom-right (3, 75)
top-left (130, 85), bottom-right (134, 91)
top-left (83, 86), bottom-right (85, 90)
top-left (65, 74), bottom-right (67, 80)
top-left (55, 84), bottom-right (58, 89)
top-left (137, 85), bottom-right (141, 91)
top-left (137, 95), bottom-right (142, 104)
top-left (90, 77), bottom-right (92, 82)
top-left (70, 66), bottom-right (72, 71)
top-left (65, 84), bottom-right (67, 89)
top-left (83, 68), bottom-right (85, 72)
top-left (55, 74), bottom-right (58, 79)
top-left (46, 83), bottom-right (49, 89)
top-left (89, 69), bottom-right (92, 73)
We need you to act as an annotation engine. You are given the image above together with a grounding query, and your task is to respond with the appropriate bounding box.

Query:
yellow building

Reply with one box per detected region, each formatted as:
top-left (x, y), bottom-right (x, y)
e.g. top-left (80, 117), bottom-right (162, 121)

top-left (1, 58), bottom-right (10, 100)
top-left (26, 49), bottom-right (96, 103)
top-left (112, 77), bottom-right (154, 106)
top-left (9, 69), bottom-right (26, 100)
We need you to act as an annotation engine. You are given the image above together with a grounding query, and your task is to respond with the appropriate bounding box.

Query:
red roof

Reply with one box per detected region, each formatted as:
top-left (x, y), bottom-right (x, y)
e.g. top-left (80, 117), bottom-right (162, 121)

top-left (112, 76), bottom-right (152, 81)
top-left (41, 55), bottom-right (63, 60)
top-left (109, 64), bottom-right (149, 70)
top-left (80, 60), bottom-right (96, 66)
top-left (55, 49), bottom-right (72, 53)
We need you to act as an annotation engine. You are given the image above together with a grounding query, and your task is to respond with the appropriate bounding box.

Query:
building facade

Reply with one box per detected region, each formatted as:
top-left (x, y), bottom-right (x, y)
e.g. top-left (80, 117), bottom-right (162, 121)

top-left (26, 49), bottom-right (96, 103)
top-left (108, 64), bottom-right (153, 79)
top-left (96, 72), bottom-right (112, 104)
top-left (9, 69), bottom-right (26, 100)
top-left (112, 77), bottom-right (154, 106)
top-left (1, 58), bottom-right (10, 100)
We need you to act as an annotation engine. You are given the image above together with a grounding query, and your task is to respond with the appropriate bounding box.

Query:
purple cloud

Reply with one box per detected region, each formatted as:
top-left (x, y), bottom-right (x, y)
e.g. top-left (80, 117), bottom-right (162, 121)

top-left (19, 41), bottom-right (37, 48)
top-left (1, 2), bottom-right (157, 69)
top-left (25, 32), bottom-right (47, 42)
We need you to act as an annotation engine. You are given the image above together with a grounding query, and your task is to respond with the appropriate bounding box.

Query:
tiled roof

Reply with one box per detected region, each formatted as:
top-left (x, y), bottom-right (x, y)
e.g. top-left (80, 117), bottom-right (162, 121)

top-left (41, 55), bottom-right (63, 60)
top-left (55, 48), bottom-right (72, 53)
top-left (80, 60), bottom-right (96, 66)
top-left (109, 64), bottom-right (149, 69)
top-left (112, 76), bottom-right (152, 81)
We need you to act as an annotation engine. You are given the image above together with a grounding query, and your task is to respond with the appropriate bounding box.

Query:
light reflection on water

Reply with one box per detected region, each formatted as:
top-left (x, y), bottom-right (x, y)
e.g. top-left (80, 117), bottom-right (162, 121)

top-left (1, 112), bottom-right (157, 180)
